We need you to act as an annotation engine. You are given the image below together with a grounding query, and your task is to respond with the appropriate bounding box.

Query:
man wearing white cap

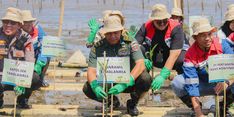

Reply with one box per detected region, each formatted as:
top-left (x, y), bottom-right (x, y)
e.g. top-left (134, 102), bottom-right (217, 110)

top-left (0, 7), bottom-right (42, 109)
top-left (171, 17), bottom-right (234, 117)
top-left (83, 15), bottom-right (152, 116)
top-left (21, 10), bottom-right (50, 87)
top-left (136, 4), bottom-right (189, 91)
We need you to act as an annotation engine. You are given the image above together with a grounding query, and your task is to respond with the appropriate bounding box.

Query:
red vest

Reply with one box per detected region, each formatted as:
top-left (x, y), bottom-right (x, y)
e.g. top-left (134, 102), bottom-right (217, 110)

top-left (144, 19), bottom-right (180, 48)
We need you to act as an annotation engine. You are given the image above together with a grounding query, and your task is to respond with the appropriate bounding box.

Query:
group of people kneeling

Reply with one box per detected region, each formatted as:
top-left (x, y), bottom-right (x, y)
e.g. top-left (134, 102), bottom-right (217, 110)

top-left (84, 3), bottom-right (234, 117)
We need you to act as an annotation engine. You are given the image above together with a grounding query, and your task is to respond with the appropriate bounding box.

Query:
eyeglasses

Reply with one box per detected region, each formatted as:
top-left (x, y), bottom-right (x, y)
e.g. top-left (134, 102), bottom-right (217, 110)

top-left (2, 20), bottom-right (18, 25)
top-left (155, 19), bottom-right (168, 26)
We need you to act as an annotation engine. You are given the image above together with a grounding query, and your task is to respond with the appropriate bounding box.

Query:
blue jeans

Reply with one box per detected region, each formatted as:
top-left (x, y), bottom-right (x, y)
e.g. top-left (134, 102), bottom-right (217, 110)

top-left (171, 74), bottom-right (234, 98)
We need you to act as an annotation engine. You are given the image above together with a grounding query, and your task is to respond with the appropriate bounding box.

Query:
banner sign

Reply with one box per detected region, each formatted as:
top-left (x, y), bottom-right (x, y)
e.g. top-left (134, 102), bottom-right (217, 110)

top-left (97, 57), bottom-right (130, 83)
top-left (42, 36), bottom-right (65, 57)
top-left (2, 59), bottom-right (34, 88)
top-left (208, 54), bottom-right (234, 83)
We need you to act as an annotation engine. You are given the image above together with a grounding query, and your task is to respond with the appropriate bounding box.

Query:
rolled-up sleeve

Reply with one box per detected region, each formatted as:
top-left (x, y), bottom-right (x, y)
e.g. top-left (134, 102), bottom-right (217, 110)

top-left (24, 41), bottom-right (35, 63)
top-left (130, 40), bottom-right (144, 62)
top-left (88, 47), bottom-right (97, 68)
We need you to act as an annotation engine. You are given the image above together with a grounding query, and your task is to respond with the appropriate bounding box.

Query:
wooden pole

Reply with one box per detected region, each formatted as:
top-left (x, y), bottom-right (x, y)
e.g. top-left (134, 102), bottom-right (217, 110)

top-left (201, 0), bottom-right (204, 16)
top-left (58, 0), bottom-right (65, 37)
top-left (53, 59), bottom-right (56, 91)
top-left (220, 0), bottom-right (223, 22)
top-left (173, 0), bottom-right (177, 8)
top-left (215, 95), bottom-right (220, 117)
top-left (187, 0), bottom-right (190, 16)
top-left (180, 0), bottom-right (184, 14)
top-left (110, 83), bottom-right (113, 117)
top-left (223, 82), bottom-right (226, 117)
top-left (102, 51), bottom-right (106, 117)
top-left (13, 95), bottom-right (18, 117)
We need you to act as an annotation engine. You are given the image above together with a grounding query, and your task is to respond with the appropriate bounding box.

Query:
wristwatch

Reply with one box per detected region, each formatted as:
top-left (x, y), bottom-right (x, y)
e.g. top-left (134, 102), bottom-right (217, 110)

top-left (225, 80), bottom-right (230, 86)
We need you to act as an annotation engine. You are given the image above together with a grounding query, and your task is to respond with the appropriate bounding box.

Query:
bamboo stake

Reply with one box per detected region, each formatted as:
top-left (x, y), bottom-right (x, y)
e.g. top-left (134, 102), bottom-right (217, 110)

top-left (215, 95), bottom-right (220, 117)
top-left (16, 0), bottom-right (19, 7)
top-left (201, 0), bottom-right (204, 16)
top-left (13, 95), bottom-right (18, 117)
top-left (110, 83), bottom-right (113, 117)
top-left (187, 0), bottom-right (190, 17)
top-left (32, 0), bottom-right (35, 15)
top-left (58, 0), bottom-right (65, 37)
top-left (39, 0), bottom-right (43, 13)
top-left (174, 0), bottom-right (177, 8)
top-left (223, 82), bottom-right (226, 117)
top-left (121, 0), bottom-right (125, 9)
top-left (220, 0), bottom-right (223, 21)
top-left (102, 51), bottom-right (106, 117)
top-left (180, 0), bottom-right (184, 14)
top-left (53, 59), bottom-right (56, 91)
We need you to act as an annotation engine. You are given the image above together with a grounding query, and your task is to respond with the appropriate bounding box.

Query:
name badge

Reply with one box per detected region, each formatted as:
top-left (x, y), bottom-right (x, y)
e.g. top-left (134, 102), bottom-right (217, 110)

top-left (13, 50), bottom-right (25, 58)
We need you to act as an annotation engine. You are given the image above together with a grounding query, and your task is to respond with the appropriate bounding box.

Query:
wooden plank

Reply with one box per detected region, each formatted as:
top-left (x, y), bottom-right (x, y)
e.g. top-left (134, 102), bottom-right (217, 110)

top-left (40, 83), bottom-right (84, 91)
top-left (46, 69), bottom-right (79, 77)
top-left (0, 105), bottom-right (233, 116)
top-left (0, 108), bottom-right (78, 116)
top-left (58, 62), bottom-right (88, 68)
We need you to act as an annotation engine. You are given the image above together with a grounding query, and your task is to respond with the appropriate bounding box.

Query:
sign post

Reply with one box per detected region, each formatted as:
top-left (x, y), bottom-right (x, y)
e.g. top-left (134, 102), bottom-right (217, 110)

top-left (97, 56), bottom-right (130, 117)
top-left (2, 59), bottom-right (34, 117)
top-left (208, 54), bottom-right (234, 117)
top-left (42, 36), bottom-right (65, 91)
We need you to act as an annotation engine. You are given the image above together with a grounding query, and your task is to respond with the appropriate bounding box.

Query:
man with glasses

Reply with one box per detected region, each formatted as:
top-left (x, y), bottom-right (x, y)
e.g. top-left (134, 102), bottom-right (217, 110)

top-left (0, 7), bottom-right (42, 109)
top-left (171, 17), bottom-right (234, 117)
top-left (135, 4), bottom-right (189, 91)
top-left (21, 10), bottom-right (50, 87)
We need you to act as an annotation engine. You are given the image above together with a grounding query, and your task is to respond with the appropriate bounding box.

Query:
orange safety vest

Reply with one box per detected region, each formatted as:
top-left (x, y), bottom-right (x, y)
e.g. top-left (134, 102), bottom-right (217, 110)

top-left (144, 19), bottom-right (180, 48)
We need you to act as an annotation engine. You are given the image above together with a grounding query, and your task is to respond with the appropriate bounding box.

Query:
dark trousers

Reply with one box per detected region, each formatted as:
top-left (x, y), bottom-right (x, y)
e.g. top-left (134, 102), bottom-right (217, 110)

top-left (0, 72), bottom-right (42, 102)
top-left (83, 70), bottom-right (152, 103)
top-left (140, 46), bottom-right (186, 74)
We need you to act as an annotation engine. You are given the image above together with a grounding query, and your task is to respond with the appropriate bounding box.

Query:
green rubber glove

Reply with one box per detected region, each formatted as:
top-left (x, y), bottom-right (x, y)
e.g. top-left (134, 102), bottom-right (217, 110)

top-left (90, 80), bottom-right (107, 100)
top-left (129, 25), bottom-right (138, 37)
top-left (144, 59), bottom-right (153, 71)
top-left (34, 60), bottom-right (46, 75)
top-left (14, 86), bottom-right (25, 96)
top-left (151, 67), bottom-right (171, 90)
top-left (108, 75), bottom-right (135, 95)
top-left (87, 18), bottom-right (100, 45)
top-left (127, 27), bottom-right (138, 41)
